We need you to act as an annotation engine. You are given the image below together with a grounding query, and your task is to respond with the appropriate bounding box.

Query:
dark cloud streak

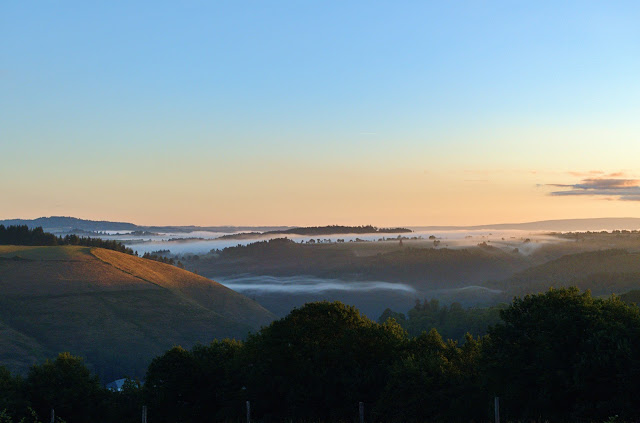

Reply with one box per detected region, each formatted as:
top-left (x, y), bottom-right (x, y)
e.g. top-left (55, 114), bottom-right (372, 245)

top-left (549, 176), bottom-right (640, 201)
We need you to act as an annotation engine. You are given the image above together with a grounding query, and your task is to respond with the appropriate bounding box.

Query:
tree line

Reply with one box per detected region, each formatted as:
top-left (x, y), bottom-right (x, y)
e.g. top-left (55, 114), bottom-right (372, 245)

top-left (141, 252), bottom-right (185, 269)
top-left (2, 288), bottom-right (640, 422)
top-left (0, 225), bottom-right (135, 255)
top-left (265, 225), bottom-right (412, 236)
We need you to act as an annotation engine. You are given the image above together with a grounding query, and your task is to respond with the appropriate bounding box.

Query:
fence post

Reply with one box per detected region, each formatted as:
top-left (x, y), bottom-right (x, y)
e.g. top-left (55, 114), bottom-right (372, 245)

top-left (359, 401), bottom-right (364, 423)
top-left (142, 405), bottom-right (147, 423)
top-left (50, 409), bottom-right (55, 423)
top-left (494, 396), bottom-right (500, 423)
top-left (246, 400), bottom-right (251, 423)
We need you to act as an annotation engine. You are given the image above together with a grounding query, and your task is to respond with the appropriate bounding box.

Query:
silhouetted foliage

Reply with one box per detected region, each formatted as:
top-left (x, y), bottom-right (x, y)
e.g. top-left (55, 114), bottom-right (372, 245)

top-left (104, 378), bottom-right (144, 423)
top-left (23, 353), bottom-right (105, 423)
top-left (0, 225), bottom-right (58, 246)
top-left (6, 291), bottom-right (640, 422)
top-left (0, 366), bottom-right (24, 421)
top-left (484, 287), bottom-right (640, 421)
top-left (59, 234), bottom-right (135, 255)
top-left (242, 302), bottom-right (405, 422)
top-left (142, 252), bottom-right (175, 265)
top-left (374, 330), bottom-right (487, 422)
top-left (144, 340), bottom-right (244, 423)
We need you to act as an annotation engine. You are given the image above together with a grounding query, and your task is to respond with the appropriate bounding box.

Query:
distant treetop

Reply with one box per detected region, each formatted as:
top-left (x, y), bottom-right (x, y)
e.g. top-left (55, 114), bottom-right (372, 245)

top-left (265, 225), bottom-right (412, 236)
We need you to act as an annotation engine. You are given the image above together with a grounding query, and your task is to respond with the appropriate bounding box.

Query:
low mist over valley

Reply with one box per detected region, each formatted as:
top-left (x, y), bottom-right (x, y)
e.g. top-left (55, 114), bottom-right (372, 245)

top-left (6, 217), bottom-right (640, 322)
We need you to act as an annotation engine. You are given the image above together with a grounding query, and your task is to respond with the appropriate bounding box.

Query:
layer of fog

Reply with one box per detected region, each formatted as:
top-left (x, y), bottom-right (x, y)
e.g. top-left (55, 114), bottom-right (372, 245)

top-left (118, 229), bottom-right (563, 256)
top-left (210, 274), bottom-right (503, 318)
top-left (214, 274), bottom-right (417, 294)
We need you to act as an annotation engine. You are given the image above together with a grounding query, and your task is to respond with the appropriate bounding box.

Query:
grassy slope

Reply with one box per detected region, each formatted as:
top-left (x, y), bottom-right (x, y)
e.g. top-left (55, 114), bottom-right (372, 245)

top-left (92, 248), bottom-right (273, 327)
top-left (0, 246), bottom-right (275, 380)
top-left (0, 246), bottom-right (153, 295)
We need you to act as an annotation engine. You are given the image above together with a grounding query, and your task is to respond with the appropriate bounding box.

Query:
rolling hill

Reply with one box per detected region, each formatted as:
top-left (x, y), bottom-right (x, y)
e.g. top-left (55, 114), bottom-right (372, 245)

top-left (487, 249), bottom-right (640, 298)
top-left (191, 239), bottom-right (531, 288)
top-left (0, 245), bottom-right (275, 381)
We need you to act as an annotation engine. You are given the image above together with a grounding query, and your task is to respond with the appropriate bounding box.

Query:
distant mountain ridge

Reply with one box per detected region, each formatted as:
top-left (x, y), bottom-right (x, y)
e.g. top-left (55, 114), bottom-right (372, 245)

top-left (3, 216), bottom-right (640, 234)
top-left (0, 216), bottom-right (292, 234)
top-left (0, 216), bottom-right (138, 232)
top-left (411, 217), bottom-right (640, 232)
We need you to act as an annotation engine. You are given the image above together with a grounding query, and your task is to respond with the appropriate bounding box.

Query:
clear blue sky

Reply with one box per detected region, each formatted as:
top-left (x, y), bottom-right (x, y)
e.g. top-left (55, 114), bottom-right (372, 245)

top-left (2, 1), bottom-right (640, 225)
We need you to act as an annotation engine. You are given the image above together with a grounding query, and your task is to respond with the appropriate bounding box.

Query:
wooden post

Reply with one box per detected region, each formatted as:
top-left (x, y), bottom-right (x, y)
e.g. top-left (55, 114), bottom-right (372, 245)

top-left (359, 401), bottom-right (364, 423)
top-left (494, 396), bottom-right (500, 423)
top-left (246, 400), bottom-right (251, 423)
top-left (50, 409), bottom-right (55, 423)
top-left (142, 405), bottom-right (147, 423)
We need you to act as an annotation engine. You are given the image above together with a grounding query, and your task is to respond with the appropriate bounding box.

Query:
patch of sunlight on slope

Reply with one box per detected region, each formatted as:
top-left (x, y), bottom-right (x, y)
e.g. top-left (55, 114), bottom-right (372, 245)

top-left (0, 245), bottom-right (91, 260)
top-left (0, 246), bottom-right (155, 296)
top-left (91, 248), bottom-right (275, 328)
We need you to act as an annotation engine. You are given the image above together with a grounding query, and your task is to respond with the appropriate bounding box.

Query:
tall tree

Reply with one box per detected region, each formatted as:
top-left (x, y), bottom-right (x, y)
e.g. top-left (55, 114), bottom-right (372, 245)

top-left (23, 353), bottom-right (105, 423)
top-left (243, 301), bottom-right (406, 422)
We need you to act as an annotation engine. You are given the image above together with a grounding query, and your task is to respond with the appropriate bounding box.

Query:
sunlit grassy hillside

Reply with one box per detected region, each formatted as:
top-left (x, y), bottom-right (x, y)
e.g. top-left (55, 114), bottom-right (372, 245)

top-left (0, 246), bottom-right (275, 381)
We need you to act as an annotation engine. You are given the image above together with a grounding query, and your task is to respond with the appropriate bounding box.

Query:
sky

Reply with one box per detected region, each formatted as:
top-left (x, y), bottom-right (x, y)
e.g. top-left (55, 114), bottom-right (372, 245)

top-left (1, 1), bottom-right (640, 226)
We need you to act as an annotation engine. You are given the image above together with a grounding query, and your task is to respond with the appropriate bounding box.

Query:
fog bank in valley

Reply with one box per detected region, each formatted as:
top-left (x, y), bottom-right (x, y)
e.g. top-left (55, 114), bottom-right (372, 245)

top-left (210, 274), bottom-right (502, 318)
top-left (217, 274), bottom-right (417, 294)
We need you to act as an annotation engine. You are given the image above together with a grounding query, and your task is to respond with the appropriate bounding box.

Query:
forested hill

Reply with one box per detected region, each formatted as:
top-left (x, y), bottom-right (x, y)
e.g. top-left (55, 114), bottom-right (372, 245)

top-left (487, 249), bottom-right (640, 297)
top-left (215, 225), bottom-right (412, 240)
top-left (190, 238), bottom-right (529, 287)
top-left (264, 225), bottom-right (412, 235)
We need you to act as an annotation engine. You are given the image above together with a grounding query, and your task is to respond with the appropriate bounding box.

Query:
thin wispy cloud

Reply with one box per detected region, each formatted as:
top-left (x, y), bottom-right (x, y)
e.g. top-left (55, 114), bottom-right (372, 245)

top-left (549, 176), bottom-right (640, 201)
top-left (568, 170), bottom-right (604, 177)
top-left (465, 169), bottom-right (548, 176)
top-left (567, 171), bottom-right (627, 178)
